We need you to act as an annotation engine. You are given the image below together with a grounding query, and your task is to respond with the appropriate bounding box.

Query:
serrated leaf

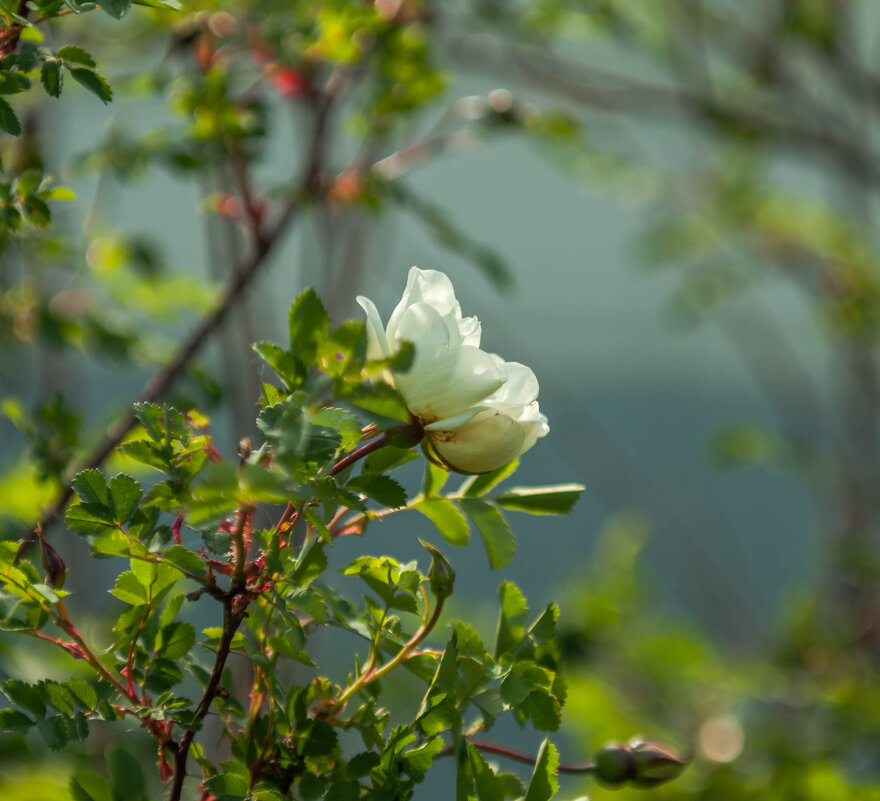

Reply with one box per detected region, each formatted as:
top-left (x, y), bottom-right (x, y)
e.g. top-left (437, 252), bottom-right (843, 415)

top-left (110, 571), bottom-right (148, 605)
top-left (288, 288), bottom-right (329, 367)
top-left (66, 678), bottom-right (97, 710)
top-left (460, 499), bottom-right (515, 569)
top-left (347, 383), bottom-right (411, 423)
top-left (523, 739), bottom-right (559, 801)
top-left (492, 485), bottom-right (584, 516)
top-left (71, 469), bottom-right (110, 508)
top-left (41, 60), bottom-right (62, 97)
top-left (2, 679), bottom-right (46, 717)
top-left (41, 680), bottom-right (76, 715)
top-left (0, 708), bottom-right (33, 733)
top-left (525, 691), bottom-right (562, 731)
top-left (69, 68), bottom-right (112, 104)
top-left (414, 498), bottom-right (470, 546)
top-left (157, 621), bottom-right (196, 659)
top-left (0, 97), bottom-right (20, 135)
top-left (291, 538), bottom-right (327, 587)
top-left (110, 474), bottom-right (141, 524)
top-left (312, 407), bottom-right (362, 451)
top-left (252, 341), bottom-right (300, 387)
top-left (202, 530), bottom-right (231, 554)
top-left (469, 744), bottom-right (507, 801)
top-left (495, 580), bottom-right (528, 659)
top-left (163, 544), bottom-right (207, 577)
top-left (100, 0), bottom-right (131, 18)
top-left (302, 506), bottom-right (330, 542)
top-left (57, 45), bottom-right (96, 67)
top-left (66, 503), bottom-right (117, 535)
top-left (346, 474), bottom-right (407, 507)
top-left (37, 715), bottom-right (68, 750)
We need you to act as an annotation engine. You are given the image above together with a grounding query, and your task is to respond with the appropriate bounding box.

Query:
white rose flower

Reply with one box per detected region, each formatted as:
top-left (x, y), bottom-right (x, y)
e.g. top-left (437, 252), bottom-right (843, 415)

top-left (357, 267), bottom-right (549, 473)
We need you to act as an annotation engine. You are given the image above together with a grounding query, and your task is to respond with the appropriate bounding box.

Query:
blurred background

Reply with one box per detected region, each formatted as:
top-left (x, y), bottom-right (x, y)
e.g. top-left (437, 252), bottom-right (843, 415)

top-left (3, 1), bottom-right (880, 798)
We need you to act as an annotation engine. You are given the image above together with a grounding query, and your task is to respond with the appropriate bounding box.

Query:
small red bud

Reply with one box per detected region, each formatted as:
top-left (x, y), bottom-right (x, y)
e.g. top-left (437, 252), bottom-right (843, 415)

top-left (37, 528), bottom-right (66, 589)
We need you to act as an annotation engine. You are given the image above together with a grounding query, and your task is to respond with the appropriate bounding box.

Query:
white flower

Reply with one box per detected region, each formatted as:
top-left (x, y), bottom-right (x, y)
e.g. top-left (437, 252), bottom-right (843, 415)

top-left (357, 267), bottom-right (549, 473)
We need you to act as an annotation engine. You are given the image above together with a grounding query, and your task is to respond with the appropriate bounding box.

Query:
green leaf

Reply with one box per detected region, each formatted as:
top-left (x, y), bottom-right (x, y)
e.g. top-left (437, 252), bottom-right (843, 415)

top-left (66, 678), bottom-right (97, 710)
top-left (100, 0), bottom-right (131, 18)
top-left (69, 68), bottom-right (113, 104)
top-left (492, 484), bottom-right (584, 516)
top-left (302, 506), bottom-right (330, 542)
top-left (414, 498), bottom-right (470, 546)
top-left (40, 60), bottom-right (62, 97)
top-left (2, 679), bottom-right (46, 717)
top-left (163, 544), bottom-right (207, 577)
top-left (422, 461), bottom-right (449, 497)
top-left (469, 744), bottom-right (507, 801)
top-left (41, 680), bottom-right (76, 715)
top-left (66, 503), bottom-right (117, 536)
top-left (110, 474), bottom-right (141, 524)
top-left (57, 46), bottom-right (96, 67)
top-left (202, 530), bottom-right (231, 554)
top-left (72, 469), bottom-right (110, 508)
top-left (495, 580), bottom-right (528, 659)
top-left (363, 445), bottom-right (420, 474)
top-left (0, 708), bottom-right (33, 733)
top-left (346, 474), bottom-right (407, 508)
top-left (348, 383), bottom-right (411, 423)
top-left (0, 97), bottom-right (21, 135)
top-left (291, 538), bottom-right (327, 587)
top-left (107, 747), bottom-right (145, 800)
top-left (459, 459), bottom-right (519, 497)
top-left (288, 288), bottom-right (329, 367)
top-left (110, 571), bottom-right (148, 605)
top-left (157, 621), bottom-right (196, 660)
top-left (522, 739), bottom-right (559, 801)
top-left (525, 691), bottom-right (562, 732)
top-left (312, 407), bottom-right (362, 451)
top-left (460, 499), bottom-right (515, 569)
top-left (252, 341), bottom-right (300, 387)
top-left (37, 715), bottom-right (68, 750)
top-left (70, 770), bottom-right (115, 801)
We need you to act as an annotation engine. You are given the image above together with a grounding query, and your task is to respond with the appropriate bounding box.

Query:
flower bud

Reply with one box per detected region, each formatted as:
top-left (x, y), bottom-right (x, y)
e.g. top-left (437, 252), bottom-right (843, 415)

top-left (593, 738), bottom-right (687, 789)
top-left (628, 738), bottom-right (688, 788)
top-left (37, 529), bottom-right (66, 589)
top-left (419, 539), bottom-right (455, 600)
top-left (593, 743), bottom-right (635, 787)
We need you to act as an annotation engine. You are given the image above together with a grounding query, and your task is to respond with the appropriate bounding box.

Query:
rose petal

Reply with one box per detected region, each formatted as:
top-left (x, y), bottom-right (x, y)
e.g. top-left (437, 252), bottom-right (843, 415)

top-left (356, 295), bottom-right (391, 360)
top-left (430, 409), bottom-right (526, 473)
top-left (397, 344), bottom-right (507, 420)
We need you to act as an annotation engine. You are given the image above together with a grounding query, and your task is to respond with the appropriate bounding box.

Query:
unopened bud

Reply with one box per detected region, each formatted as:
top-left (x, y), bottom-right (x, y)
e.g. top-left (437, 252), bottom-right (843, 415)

top-left (238, 437), bottom-right (252, 460)
top-left (629, 738), bottom-right (688, 788)
top-left (419, 539), bottom-right (455, 600)
top-left (594, 743), bottom-right (635, 787)
top-left (37, 529), bottom-right (66, 589)
top-left (594, 738), bottom-right (687, 789)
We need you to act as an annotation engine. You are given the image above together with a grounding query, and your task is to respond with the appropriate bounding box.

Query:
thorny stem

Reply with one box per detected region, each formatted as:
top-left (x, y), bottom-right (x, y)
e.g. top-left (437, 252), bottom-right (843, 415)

top-left (55, 600), bottom-right (134, 701)
top-left (329, 432), bottom-right (392, 477)
top-left (169, 600), bottom-right (248, 801)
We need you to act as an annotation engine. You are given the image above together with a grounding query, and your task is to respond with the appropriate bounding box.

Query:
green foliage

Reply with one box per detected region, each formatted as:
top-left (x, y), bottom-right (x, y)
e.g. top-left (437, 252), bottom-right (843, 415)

top-left (0, 283), bottom-right (585, 801)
